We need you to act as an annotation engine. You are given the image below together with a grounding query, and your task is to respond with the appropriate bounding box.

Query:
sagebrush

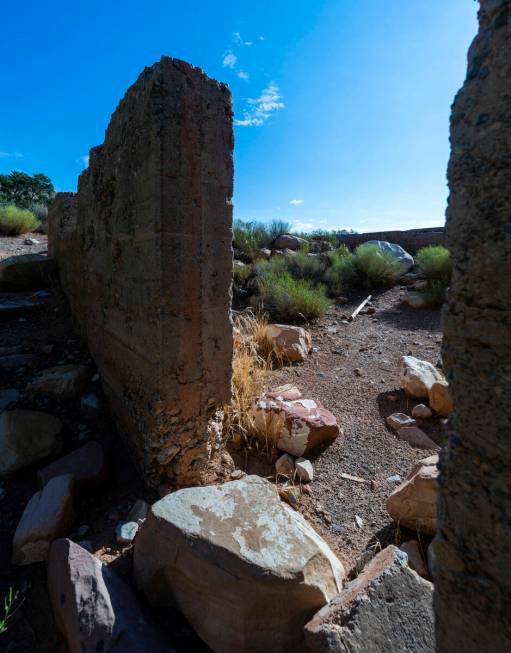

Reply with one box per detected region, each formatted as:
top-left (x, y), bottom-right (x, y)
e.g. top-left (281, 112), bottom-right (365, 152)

top-left (354, 243), bottom-right (401, 288)
top-left (0, 205), bottom-right (40, 236)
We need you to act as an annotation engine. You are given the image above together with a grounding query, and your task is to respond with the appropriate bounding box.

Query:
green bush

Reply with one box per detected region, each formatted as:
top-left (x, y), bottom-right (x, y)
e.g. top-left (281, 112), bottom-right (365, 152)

top-left (285, 247), bottom-right (325, 282)
top-left (0, 205), bottom-right (41, 236)
top-left (324, 246), bottom-right (356, 295)
top-left (233, 219), bottom-right (294, 261)
top-left (354, 243), bottom-right (401, 289)
top-left (416, 246), bottom-right (452, 282)
top-left (255, 271), bottom-right (330, 321)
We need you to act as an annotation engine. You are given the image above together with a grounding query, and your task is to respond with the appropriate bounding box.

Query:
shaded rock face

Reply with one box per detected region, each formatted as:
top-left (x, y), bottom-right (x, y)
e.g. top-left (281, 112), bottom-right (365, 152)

top-left (37, 441), bottom-right (106, 493)
top-left (27, 364), bottom-right (90, 400)
top-left (48, 57), bottom-right (233, 488)
top-left (134, 475), bottom-right (344, 653)
top-left (48, 539), bottom-right (167, 653)
top-left (437, 2), bottom-right (511, 649)
top-left (0, 254), bottom-right (56, 289)
top-left (304, 546), bottom-right (434, 653)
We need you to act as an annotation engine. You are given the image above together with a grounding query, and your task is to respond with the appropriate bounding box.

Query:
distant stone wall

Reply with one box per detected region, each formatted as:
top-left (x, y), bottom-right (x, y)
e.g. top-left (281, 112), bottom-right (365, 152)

top-left (49, 57), bottom-right (234, 489)
top-left (339, 227), bottom-right (445, 254)
top-left (436, 1), bottom-right (511, 650)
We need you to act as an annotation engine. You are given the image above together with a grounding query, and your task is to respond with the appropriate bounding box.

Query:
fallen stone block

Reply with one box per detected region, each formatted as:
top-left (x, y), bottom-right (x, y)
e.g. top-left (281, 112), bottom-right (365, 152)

top-left (397, 426), bottom-right (440, 451)
top-left (134, 475), bottom-right (344, 653)
top-left (48, 538), bottom-right (167, 653)
top-left (251, 393), bottom-right (340, 457)
top-left (266, 324), bottom-right (312, 363)
top-left (12, 474), bottom-right (75, 565)
top-left (304, 545), bottom-right (434, 653)
top-left (0, 409), bottom-right (62, 477)
top-left (399, 356), bottom-right (453, 416)
top-left (386, 413), bottom-right (417, 431)
top-left (0, 254), bottom-right (56, 289)
top-left (37, 441), bottom-right (106, 493)
top-left (27, 364), bottom-right (90, 400)
top-left (386, 456), bottom-right (439, 536)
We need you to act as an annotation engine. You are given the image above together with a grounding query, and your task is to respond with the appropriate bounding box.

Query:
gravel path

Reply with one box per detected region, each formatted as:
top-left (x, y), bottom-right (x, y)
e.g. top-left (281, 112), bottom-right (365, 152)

top-left (0, 233), bottom-right (48, 261)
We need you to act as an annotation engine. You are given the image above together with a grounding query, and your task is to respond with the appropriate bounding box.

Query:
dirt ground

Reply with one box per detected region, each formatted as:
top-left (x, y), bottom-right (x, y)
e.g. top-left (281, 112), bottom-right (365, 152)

top-left (0, 239), bottom-right (443, 651)
top-left (0, 234), bottom-right (48, 262)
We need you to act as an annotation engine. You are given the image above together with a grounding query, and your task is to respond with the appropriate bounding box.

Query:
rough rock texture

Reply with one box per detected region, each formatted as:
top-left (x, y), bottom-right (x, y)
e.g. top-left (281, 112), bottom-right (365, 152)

top-left (48, 57), bottom-right (233, 488)
top-left (272, 233), bottom-right (307, 251)
top-left (436, 2), bottom-right (511, 649)
top-left (386, 413), bottom-right (416, 431)
top-left (386, 455), bottom-right (438, 536)
top-left (304, 546), bottom-right (434, 653)
top-left (0, 253), bottom-right (56, 289)
top-left (400, 540), bottom-right (429, 579)
top-left (37, 441), bottom-right (106, 493)
top-left (397, 426), bottom-right (440, 451)
top-left (266, 324), bottom-right (312, 363)
top-left (48, 539), bottom-right (167, 653)
top-left (134, 475), bottom-right (344, 653)
top-left (0, 409), bottom-right (62, 477)
top-left (12, 474), bottom-right (74, 565)
top-left (399, 355), bottom-right (453, 416)
top-left (251, 393), bottom-right (340, 457)
top-left (27, 364), bottom-right (90, 399)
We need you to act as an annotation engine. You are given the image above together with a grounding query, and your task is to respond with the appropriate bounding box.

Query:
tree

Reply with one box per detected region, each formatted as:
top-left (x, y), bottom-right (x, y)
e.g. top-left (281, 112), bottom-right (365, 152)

top-left (0, 171), bottom-right (55, 208)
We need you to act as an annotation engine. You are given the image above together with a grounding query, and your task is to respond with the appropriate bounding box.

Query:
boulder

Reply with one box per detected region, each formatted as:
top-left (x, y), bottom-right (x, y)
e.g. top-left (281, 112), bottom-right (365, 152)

top-left (295, 458), bottom-right (314, 483)
top-left (134, 475), bottom-right (344, 653)
top-left (400, 540), bottom-right (429, 579)
top-left (399, 355), bottom-right (453, 416)
top-left (412, 404), bottom-right (433, 419)
top-left (266, 324), bottom-right (312, 363)
top-left (127, 499), bottom-right (150, 525)
top-left (397, 426), bottom-right (440, 451)
top-left (12, 474), bottom-right (75, 565)
top-left (386, 456), bottom-right (439, 536)
top-left (27, 364), bottom-right (90, 400)
top-left (386, 413), bottom-right (416, 431)
top-left (304, 545), bottom-right (434, 653)
top-left (37, 442), bottom-right (106, 493)
top-left (0, 409), bottom-right (62, 477)
top-left (0, 254), bottom-right (56, 289)
top-left (365, 240), bottom-right (415, 273)
top-left (48, 539), bottom-right (167, 653)
top-left (251, 394), bottom-right (340, 457)
top-left (258, 248), bottom-right (271, 260)
top-left (272, 233), bottom-right (307, 251)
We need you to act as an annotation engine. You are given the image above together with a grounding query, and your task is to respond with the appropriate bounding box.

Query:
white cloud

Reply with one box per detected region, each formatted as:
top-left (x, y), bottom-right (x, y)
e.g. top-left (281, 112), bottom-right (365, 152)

top-left (222, 51), bottom-right (237, 68)
top-left (76, 154), bottom-right (89, 168)
top-left (259, 36), bottom-right (265, 41)
top-left (0, 151), bottom-right (23, 159)
top-left (232, 31), bottom-right (242, 44)
top-left (244, 41), bottom-right (253, 47)
top-left (234, 82), bottom-right (285, 127)
top-left (291, 221), bottom-right (314, 232)
top-left (289, 199), bottom-right (304, 205)
top-left (237, 70), bottom-right (249, 81)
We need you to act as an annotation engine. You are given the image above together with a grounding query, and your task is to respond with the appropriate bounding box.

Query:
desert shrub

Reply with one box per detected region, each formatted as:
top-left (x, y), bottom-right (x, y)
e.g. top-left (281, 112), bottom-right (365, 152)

top-left (233, 263), bottom-right (252, 302)
top-left (354, 243), bottom-right (401, 289)
top-left (0, 205), bottom-right (40, 236)
top-left (265, 220), bottom-right (293, 246)
top-left (233, 219), bottom-right (294, 261)
top-left (285, 247), bottom-right (324, 282)
top-left (417, 246), bottom-right (452, 306)
top-left (256, 271), bottom-right (330, 321)
top-left (324, 245), bottom-right (356, 295)
top-left (416, 246), bottom-right (452, 283)
top-left (28, 202), bottom-right (48, 224)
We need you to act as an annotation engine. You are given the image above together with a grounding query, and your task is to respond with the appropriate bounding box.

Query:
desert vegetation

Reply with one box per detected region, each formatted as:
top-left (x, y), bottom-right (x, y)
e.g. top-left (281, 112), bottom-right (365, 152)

top-left (0, 171), bottom-right (54, 235)
top-left (416, 245), bottom-right (452, 306)
top-left (0, 205), bottom-right (41, 236)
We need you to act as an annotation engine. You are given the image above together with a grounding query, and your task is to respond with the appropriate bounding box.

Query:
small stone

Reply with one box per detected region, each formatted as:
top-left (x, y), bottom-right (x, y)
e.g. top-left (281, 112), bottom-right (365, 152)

top-left (332, 523), bottom-right (345, 534)
top-left (355, 515), bottom-right (364, 529)
top-left (387, 474), bottom-right (402, 483)
top-left (386, 413), bottom-right (417, 431)
top-left (116, 521), bottom-right (139, 544)
top-left (92, 373), bottom-right (100, 382)
top-left (354, 368), bottom-right (362, 376)
top-left (24, 238), bottom-right (40, 245)
top-left (412, 404), bottom-right (433, 419)
top-left (230, 469), bottom-right (245, 480)
top-left (275, 453), bottom-right (295, 478)
top-left (295, 458), bottom-right (313, 483)
top-left (278, 484), bottom-right (301, 509)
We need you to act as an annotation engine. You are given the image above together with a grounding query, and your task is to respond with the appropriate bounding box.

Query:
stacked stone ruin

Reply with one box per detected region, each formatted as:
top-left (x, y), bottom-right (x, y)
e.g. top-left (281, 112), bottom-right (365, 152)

top-left (48, 57), bottom-right (233, 489)
top-left (437, 0), bottom-right (511, 649)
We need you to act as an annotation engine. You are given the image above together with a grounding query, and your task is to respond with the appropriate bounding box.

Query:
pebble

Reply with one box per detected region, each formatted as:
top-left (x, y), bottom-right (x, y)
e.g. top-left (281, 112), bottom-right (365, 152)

top-left (355, 515), bottom-right (364, 528)
top-left (295, 458), bottom-right (314, 483)
top-left (412, 404), bottom-right (433, 419)
top-left (92, 373), bottom-right (100, 382)
top-left (354, 368), bottom-right (362, 376)
top-left (387, 474), bottom-right (402, 483)
top-left (116, 521), bottom-right (139, 544)
top-left (332, 523), bottom-right (345, 534)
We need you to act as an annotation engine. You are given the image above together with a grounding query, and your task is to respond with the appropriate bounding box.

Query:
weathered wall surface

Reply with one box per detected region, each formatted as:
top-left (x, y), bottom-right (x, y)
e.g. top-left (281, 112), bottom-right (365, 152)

top-left (436, 1), bottom-right (511, 650)
top-left (50, 57), bottom-right (233, 489)
top-left (339, 227), bottom-right (445, 254)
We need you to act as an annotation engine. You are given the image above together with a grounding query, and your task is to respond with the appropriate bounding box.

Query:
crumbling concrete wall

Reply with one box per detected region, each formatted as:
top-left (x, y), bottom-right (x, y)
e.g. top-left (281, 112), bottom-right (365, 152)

top-left (436, 1), bottom-right (511, 649)
top-left (49, 57), bottom-right (233, 489)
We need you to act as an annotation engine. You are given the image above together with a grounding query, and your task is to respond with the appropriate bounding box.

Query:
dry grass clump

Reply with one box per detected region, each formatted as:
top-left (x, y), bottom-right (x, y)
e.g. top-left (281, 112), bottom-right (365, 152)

top-left (225, 311), bottom-right (273, 451)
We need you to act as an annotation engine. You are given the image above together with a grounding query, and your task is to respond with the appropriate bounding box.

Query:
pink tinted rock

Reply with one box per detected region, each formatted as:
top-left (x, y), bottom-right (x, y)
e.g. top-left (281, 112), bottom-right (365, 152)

top-left (397, 427), bottom-right (440, 451)
top-left (266, 324), bottom-right (312, 363)
top-left (37, 442), bottom-right (106, 493)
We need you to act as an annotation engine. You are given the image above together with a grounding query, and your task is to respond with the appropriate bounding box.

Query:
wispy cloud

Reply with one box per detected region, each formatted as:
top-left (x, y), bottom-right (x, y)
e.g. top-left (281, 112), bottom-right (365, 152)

top-left (235, 83), bottom-right (285, 127)
top-left (237, 70), bottom-right (249, 81)
top-left (222, 51), bottom-right (237, 68)
top-left (291, 221), bottom-right (314, 232)
top-left (76, 154), bottom-right (89, 168)
top-left (0, 151), bottom-right (23, 159)
top-left (232, 31), bottom-right (242, 45)
top-left (289, 199), bottom-right (304, 205)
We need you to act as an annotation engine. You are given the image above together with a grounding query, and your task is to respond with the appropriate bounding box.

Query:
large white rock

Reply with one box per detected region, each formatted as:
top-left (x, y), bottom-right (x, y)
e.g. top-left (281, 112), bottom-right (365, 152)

top-left (365, 240), bottom-right (415, 273)
top-left (399, 356), bottom-right (454, 416)
top-left (266, 324), bottom-right (312, 363)
top-left (386, 455), bottom-right (439, 536)
top-left (251, 392), bottom-right (340, 457)
top-left (134, 476), bottom-right (344, 653)
top-left (0, 409), bottom-right (62, 477)
top-left (12, 474), bottom-right (74, 565)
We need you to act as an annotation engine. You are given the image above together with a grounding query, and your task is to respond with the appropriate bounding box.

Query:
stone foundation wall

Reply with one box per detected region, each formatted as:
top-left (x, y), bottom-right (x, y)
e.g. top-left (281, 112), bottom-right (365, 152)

top-left (49, 57), bottom-right (234, 489)
top-left (436, 1), bottom-right (511, 649)
top-left (339, 227), bottom-right (445, 254)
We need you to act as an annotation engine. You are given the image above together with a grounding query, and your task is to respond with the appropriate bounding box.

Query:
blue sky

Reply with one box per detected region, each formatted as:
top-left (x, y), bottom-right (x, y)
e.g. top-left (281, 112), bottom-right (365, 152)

top-left (0, 0), bottom-right (477, 232)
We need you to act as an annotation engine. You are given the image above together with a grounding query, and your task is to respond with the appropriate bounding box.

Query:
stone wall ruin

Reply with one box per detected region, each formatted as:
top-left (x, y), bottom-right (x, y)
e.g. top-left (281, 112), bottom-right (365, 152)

top-left (48, 57), bottom-right (234, 490)
top-left (436, 1), bottom-right (511, 649)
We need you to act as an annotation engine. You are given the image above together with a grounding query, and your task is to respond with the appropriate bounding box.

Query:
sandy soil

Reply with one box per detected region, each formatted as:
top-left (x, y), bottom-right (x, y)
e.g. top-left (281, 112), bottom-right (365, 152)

top-left (0, 234), bottom-right (48, 261)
